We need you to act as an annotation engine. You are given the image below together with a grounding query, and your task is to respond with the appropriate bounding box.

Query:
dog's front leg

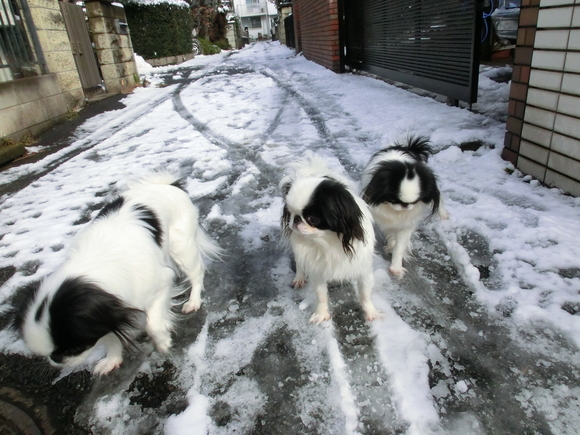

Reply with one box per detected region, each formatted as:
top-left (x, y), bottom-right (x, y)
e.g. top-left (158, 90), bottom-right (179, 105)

top-left (357, 273), bottom-right (382, 321)
top-left (93, 334), bottom-right (124, 375)
top-left (310, 279), bottom-right (331, 324)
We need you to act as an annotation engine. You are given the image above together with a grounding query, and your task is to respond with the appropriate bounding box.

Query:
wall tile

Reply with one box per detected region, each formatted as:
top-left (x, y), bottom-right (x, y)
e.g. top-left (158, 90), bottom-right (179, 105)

top-left (545, 169), bottom-right (580, 195)
top-left (527, 88), bottom-right (560, 110)
top-left (534, 29), bottom-right (570, 49)
top-left (564, 52), bottom-right (580, 73)
top-left (568, 30), bottom-right (580, 50)
top-left (529, 69), bottom-right (563, 90)
top-left (551, 132), bottom-right (580, 160)
top-left (518, 156), bottom-right (548, 180)
top-left (537, 6), bottom-right (573, 27)
top-left (524, 106), bottom-right (557, 128)
top-left (554, 113), bottom-right (580, 138)
top-left (521, 122), bottom-right (554, 145)
top-left (561, 72), bottom-right (580, 94)
top-left (558, 94), bottom-right (580, 117)
top-left (540, 0), bottom-right (574, 5)
top-left (520, 140), bottom-right (551, 164)
top-left (573, 6), bottom-right (580, 27)
top-left (531, 50), bottom-right (566, 69)
top-left (548, 151), bottom-right (580, 179)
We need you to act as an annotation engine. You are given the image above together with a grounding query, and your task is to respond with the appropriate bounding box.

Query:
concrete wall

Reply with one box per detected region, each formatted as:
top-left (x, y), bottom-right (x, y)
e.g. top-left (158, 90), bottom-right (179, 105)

top-left (0, 73), bottom-right (68, 140)
top-left (292, 0), bottom-right (341, 73)
top-left (27, 0), bottom-right (85, 109)
top-left (278, 6), bottom-right (292, 46)
top-left (86, 0), bottom-right (139, 94)
top-left (503, 0), bottom-right (580, 196)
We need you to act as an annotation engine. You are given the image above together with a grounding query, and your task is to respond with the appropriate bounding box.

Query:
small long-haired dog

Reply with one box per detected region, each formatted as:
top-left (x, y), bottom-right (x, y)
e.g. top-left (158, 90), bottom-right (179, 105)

top-left (361, 136), bottom-right (448, 279)
top-left (280, 154), bottom-right (381, 324)
top-left (18, 172), bottom-right (220, 374)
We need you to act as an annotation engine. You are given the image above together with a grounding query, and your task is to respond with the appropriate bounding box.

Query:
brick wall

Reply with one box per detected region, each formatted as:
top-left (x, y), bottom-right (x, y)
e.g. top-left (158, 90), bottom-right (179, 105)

top-left (292, 0), bottom-right (342, 73)
top-left (503, 0), bottom-right (580, 196)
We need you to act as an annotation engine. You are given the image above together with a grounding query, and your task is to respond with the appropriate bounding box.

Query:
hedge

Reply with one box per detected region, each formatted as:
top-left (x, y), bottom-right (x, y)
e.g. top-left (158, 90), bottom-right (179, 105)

top-left (122, 2), bottom-right (194, 59)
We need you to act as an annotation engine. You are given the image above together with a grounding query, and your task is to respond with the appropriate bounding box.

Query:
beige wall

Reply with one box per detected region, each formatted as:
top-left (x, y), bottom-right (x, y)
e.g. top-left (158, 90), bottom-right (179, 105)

top-left (86, 1), bottom-right (139, 94)
top-left (27, 0), bottom-right (85, 109)
top-left (0, 73), bottom-right (68, 140)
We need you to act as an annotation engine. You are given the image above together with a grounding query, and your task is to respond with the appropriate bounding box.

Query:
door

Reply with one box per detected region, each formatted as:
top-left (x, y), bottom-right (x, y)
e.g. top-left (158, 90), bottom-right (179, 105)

top-left (59, 1), bottom-right (102, 91)
top-left (343, 0), bottom-right (482, 105)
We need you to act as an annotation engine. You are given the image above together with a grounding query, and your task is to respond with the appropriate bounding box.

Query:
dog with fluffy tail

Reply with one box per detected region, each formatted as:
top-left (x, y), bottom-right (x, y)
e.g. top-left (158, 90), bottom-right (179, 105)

top-left (19, 171), bottom-right (221, 375)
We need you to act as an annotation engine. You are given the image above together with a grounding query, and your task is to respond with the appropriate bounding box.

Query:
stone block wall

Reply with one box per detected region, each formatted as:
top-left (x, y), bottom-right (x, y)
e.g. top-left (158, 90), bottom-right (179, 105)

top-left (85, 0), bottom-right (139, 94)
top-left (503, 0), bottom-right (580, 196)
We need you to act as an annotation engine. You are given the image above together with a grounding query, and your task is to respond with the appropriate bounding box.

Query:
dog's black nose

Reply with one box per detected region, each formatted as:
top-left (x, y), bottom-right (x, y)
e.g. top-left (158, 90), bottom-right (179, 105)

top-left (293, 215), bottom-right (302, 225)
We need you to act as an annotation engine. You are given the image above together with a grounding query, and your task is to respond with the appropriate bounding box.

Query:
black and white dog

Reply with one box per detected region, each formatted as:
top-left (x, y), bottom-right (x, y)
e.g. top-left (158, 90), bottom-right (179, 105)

top-left (281, 154), bottom-right (381, 323)
top-left (361, 136), bottom-right (448, 278)
top-left (18, 172), bottom-right (220, 374)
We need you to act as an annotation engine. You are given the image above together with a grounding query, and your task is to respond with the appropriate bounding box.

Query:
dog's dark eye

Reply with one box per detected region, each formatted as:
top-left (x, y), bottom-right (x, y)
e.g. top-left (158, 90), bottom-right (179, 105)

top-left (305, 215), bottom-right (321, 226)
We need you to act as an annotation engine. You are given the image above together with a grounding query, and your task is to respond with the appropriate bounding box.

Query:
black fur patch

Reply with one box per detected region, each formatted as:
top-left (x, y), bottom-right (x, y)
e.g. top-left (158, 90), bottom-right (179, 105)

top-left (48, 276), bottom-right (144, 362)
top-left (363, 160), bottom-right (440, 216)
top-left (304, 179), bottom-right (365, 257)
top-left (96, 197), bottom-right (125, 220)
top-left (171, 178), bottom-right (187, 192)
top-left (133, 204), bottom-right (163, 247)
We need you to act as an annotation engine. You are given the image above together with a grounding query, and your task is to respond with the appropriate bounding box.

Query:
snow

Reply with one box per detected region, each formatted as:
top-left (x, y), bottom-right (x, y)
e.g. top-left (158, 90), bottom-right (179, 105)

top-left (1, 42), bottom-right (580, 434)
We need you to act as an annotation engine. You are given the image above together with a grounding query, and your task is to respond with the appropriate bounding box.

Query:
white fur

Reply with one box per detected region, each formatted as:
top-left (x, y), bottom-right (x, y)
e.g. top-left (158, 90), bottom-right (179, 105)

top-left (281, 154), bottom-right (381, 324)
top-left (22, 171), bottom-right (220, 374)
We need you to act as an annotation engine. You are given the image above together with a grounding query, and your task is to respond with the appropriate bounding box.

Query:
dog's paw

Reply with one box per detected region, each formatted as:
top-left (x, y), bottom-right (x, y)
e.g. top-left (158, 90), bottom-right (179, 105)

top-left (389, 266), bottom-right (407, 279)
top-left (155, 336), bottom-right (172, 353)
top-left (93, 356), bottom-right (123, 375)
top-left (439, 208), bottom-right (450, 220)
top-left (310, 311), bottom-right (331, 325)
top-left (292, 278), bottom-right (307, 288)
top-left (182, 298), bottom-right (201, 313)
top-left (364, 307), bottom-right (384, 322)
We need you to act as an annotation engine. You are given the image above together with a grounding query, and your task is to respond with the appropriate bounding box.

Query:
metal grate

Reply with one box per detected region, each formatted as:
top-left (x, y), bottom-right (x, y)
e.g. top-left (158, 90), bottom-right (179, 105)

top-left (0, 0), bottom-right (44, 83)
top-left (343, 0), bottom-right (481, 104)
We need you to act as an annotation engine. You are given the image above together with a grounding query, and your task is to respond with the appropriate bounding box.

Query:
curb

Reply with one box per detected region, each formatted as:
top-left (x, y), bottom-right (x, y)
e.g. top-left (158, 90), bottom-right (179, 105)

top-left (0, 144), bottom-right (26, 166)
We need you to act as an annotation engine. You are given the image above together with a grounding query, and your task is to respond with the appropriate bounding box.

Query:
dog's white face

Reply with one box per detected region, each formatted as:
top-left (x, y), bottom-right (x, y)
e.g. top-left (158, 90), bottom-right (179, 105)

top-left (282, 175), bottom-right (367, 258)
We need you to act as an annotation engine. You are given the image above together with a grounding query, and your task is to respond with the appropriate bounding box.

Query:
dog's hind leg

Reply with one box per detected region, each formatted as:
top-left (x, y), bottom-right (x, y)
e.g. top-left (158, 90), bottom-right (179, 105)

top-left (146, 287), bottom-right (174, 352)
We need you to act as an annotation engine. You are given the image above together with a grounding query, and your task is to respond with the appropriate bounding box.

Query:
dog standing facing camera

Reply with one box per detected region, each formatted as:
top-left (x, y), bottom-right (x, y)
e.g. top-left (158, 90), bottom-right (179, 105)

top-left (280, 154), bottom-right (381, 324)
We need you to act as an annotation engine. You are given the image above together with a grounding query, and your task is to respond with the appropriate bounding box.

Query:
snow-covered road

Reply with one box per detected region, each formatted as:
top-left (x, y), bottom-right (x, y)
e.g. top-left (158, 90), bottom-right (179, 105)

top-left (1, 42), bottom-right (580, 435)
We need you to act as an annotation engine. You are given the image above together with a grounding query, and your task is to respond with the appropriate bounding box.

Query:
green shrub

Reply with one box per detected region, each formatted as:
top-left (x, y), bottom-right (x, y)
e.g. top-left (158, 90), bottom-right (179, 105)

top-left (213, 38), bottom-right (231, 50)
top-left (199, 37), bottom-right (221, 55)
top-left (122, 1), bottom-right (194, 59)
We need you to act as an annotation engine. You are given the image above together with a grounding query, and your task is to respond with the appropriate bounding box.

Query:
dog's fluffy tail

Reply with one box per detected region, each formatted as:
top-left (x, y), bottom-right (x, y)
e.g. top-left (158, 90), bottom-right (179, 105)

top-left (196, 226), bottom-right (223, 262)
top-left (129, 170), bottom-right (185, 190)
top-left (395, 135), bottom-right (433, 163)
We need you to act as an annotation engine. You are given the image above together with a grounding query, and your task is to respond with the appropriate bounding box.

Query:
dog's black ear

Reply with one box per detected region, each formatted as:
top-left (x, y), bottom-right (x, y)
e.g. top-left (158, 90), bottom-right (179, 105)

top-left (49, 277), bottom-right (145, 350)
top-left (415, 164), bottom-right (441, 217)
top-left (281, 204), bottom-right (292, 238)
top-left (312, 179), bottom-right (366, 257)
